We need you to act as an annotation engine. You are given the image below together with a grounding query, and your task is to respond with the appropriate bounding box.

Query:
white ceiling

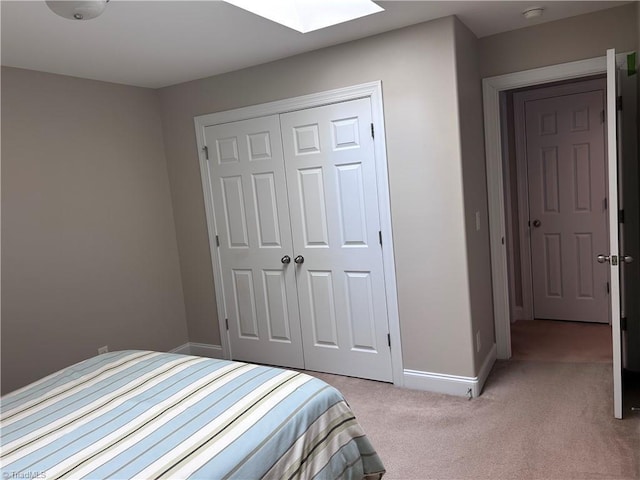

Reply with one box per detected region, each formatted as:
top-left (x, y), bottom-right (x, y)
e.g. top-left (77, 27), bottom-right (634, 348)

top-left (1, 1), bottom-right (632, 88)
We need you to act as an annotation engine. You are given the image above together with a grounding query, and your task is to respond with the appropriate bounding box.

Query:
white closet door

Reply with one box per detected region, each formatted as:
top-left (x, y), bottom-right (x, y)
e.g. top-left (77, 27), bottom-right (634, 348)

top-left (280, 98), bottom-right (393, 382)
top-left (203, 115), bottom-right (304, 369)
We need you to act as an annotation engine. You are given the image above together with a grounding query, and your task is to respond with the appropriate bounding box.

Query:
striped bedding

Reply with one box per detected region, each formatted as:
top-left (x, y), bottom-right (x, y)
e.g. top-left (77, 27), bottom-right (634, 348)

top-left (0, 350), bottom-right (385, 480)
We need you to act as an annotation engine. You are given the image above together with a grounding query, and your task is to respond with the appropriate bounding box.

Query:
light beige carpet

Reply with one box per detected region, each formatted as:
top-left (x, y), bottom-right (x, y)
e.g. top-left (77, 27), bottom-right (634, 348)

top-left (308, 361), bottom-right (640, 480)
top-left (510, 319), bottom-right (612, 363)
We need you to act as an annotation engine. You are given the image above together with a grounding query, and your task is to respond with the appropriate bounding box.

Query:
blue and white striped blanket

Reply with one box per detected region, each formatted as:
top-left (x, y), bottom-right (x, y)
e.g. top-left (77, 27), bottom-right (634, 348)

top-left (0, 351), bottom-right (385, 479)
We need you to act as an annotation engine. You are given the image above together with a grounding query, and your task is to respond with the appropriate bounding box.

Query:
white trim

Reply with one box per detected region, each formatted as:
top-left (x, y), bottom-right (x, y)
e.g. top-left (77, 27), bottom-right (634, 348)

top-left (476, 343), bottom-right (498, 396)
top-left (512, 306), bottom-right (525, 323)
top-left (195, 124), bottom-right (231, 360)
top-left (195, 82), bottom-right (381, 126)
top-left (193, 81), bottom-right (404, 386)
top-left (404, 343), bottom-right (496, 398)
top-left (483, 56), bottom-right (607, 360)
top-left (512, 90), bottom-right (534, 321)
top-left (168, 342), bottom-right (225, 359)
top-left (500, 93), bottom-right (520, 321)
top-left (190, 342), bottom-right (225, 359)
top-left (403, 369), bottom-right (476, 398)
top-left (370, 84), bottom-right (405, 387)
top-left (606, 49), bottom-right (622, 419)
top-left (169, 343), bottom-right (191, 355)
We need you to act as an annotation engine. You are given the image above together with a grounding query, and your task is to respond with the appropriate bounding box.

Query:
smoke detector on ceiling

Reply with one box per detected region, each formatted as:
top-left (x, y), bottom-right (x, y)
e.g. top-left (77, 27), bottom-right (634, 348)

top-left (46, 0), bottom-right (110, 21)
top-left (522, 6), bottom-right (544, 19)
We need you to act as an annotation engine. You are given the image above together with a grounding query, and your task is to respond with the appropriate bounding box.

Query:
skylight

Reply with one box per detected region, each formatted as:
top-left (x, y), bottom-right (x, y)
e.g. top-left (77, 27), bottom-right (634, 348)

top-left (222, 0), bottom-right (384, 34)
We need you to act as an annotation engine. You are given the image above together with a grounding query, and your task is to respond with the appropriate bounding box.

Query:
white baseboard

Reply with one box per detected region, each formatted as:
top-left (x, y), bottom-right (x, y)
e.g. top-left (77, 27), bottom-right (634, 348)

top-left (512, 306), bottom-right (524, 322)
top-left (476, 343), bottom-right (497, 396)
top-left (169, 343), bottom-right (191, 355)
top-left (170, 342), bottom-right (497, 398)
top-left (190, 342), bottom-right (224, 359)
top-left (168, 342), bottom-right (224, 359)
top-left (403, 343), bottom-right (497, 398)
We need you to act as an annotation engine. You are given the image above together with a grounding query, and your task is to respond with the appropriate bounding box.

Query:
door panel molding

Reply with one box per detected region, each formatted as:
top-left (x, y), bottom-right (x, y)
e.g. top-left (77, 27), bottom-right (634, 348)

top-left (194, 82), bottom-right (404, 386)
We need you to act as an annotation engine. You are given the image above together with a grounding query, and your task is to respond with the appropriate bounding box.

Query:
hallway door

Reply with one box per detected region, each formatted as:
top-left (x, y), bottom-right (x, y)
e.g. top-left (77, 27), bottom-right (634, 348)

top-left (518, 82), bottom-right (609, 323)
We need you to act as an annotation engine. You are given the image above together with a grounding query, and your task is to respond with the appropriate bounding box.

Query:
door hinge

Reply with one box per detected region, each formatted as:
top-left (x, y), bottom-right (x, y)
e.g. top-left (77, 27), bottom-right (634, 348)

top-left (606, 282), bottom-right (610, 294)
top-left (600, 110), bottom-right (605, 123)
top-left (619, 209), bottom-right (625, 224)
top-left (378, 230), bottom-right (383, 246)
top-left (203, 145), bottom-right (209, 160)
top-left (370, 123), bottom-right (375, 139)
top-left (225, 318), bottom-right (229, 330)
top-left (215, 235), bottom-right (220, 247)
top-left (621, 317), bottom-right (627, 331)
top-left (604, 197), bottom-right (608, 211)
top-left (617, 95), bottom-right (623, 111)
top-left (387, 333), bottom-right (391, 348)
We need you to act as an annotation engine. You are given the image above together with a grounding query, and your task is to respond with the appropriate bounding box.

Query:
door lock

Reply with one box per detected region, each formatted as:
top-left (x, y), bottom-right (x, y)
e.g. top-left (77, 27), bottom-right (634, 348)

top-left (597, 254), bottom-right (619, 265)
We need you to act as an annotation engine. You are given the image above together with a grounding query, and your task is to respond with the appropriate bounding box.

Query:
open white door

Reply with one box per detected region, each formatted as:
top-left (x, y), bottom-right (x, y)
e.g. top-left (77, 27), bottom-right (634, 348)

top-left (603, 48), bottom-right (622, 419)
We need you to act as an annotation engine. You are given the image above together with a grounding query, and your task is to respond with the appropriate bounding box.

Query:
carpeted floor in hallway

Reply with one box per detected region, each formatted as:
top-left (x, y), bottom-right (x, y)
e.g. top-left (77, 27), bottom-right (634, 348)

top-left (510, 319), bottom-right (612, 363)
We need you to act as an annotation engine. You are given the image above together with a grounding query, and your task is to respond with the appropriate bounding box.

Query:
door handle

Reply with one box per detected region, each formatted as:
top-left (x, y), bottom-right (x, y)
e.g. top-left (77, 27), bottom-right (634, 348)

top-left (532, 219), bottom-right (541, 228)
top-left (294, 255), bottom-right (304, 264)
top-left (281, 255), bottom-right (291, 264)
top-left (597, 254), bottom-right (619, 265)
top-left (622, 255), bottom-right (634, 264)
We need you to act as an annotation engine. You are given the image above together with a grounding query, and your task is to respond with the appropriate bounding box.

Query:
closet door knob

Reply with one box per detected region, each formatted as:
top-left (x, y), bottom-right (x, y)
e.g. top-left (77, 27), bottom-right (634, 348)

top-left (281, 255), bottom-right (291, 264)
top-left (294, 255), bottom-right (304, 264)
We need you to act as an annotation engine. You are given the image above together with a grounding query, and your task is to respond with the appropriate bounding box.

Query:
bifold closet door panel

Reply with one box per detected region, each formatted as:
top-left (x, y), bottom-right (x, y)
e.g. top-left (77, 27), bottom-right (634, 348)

top-left (280, 98), bottom-right (393, 382)
top-left (203, 115), bottom-right (304, 369)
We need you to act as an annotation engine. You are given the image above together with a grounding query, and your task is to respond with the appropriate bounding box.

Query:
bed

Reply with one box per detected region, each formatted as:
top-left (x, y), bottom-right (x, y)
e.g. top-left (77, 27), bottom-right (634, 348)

top-left (0, 350), bottom-right (385, 479)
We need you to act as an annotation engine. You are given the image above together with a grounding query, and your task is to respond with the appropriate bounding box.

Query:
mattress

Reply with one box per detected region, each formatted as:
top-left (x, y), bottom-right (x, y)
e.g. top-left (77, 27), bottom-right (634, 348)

top-left (0, 350), bottom-right (385, 479)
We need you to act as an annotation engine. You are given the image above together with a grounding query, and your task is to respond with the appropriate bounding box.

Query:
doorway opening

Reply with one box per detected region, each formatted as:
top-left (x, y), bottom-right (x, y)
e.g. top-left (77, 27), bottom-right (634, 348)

top-left (483, 51), bottom-right (640, 418)
top-left (500, 75), bottom-right (613, 363)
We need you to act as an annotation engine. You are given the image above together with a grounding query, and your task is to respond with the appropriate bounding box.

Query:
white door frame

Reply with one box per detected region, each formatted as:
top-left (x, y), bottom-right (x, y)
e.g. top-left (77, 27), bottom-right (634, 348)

top-left (193, 81), bottom-right (405, 386)
top-left (483, 56), bottom-right (609, 359)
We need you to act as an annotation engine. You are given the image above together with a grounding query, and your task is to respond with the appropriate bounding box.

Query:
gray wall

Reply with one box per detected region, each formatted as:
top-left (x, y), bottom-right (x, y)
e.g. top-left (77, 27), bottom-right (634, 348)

top-left (453, 18), bottom-right (495, 371)
top-left (479, 3), bottom-right (638, 78)
top-left (158, 17), bottom-right (484, 378)
top-left (1, 67), bottom-right (188, 393)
